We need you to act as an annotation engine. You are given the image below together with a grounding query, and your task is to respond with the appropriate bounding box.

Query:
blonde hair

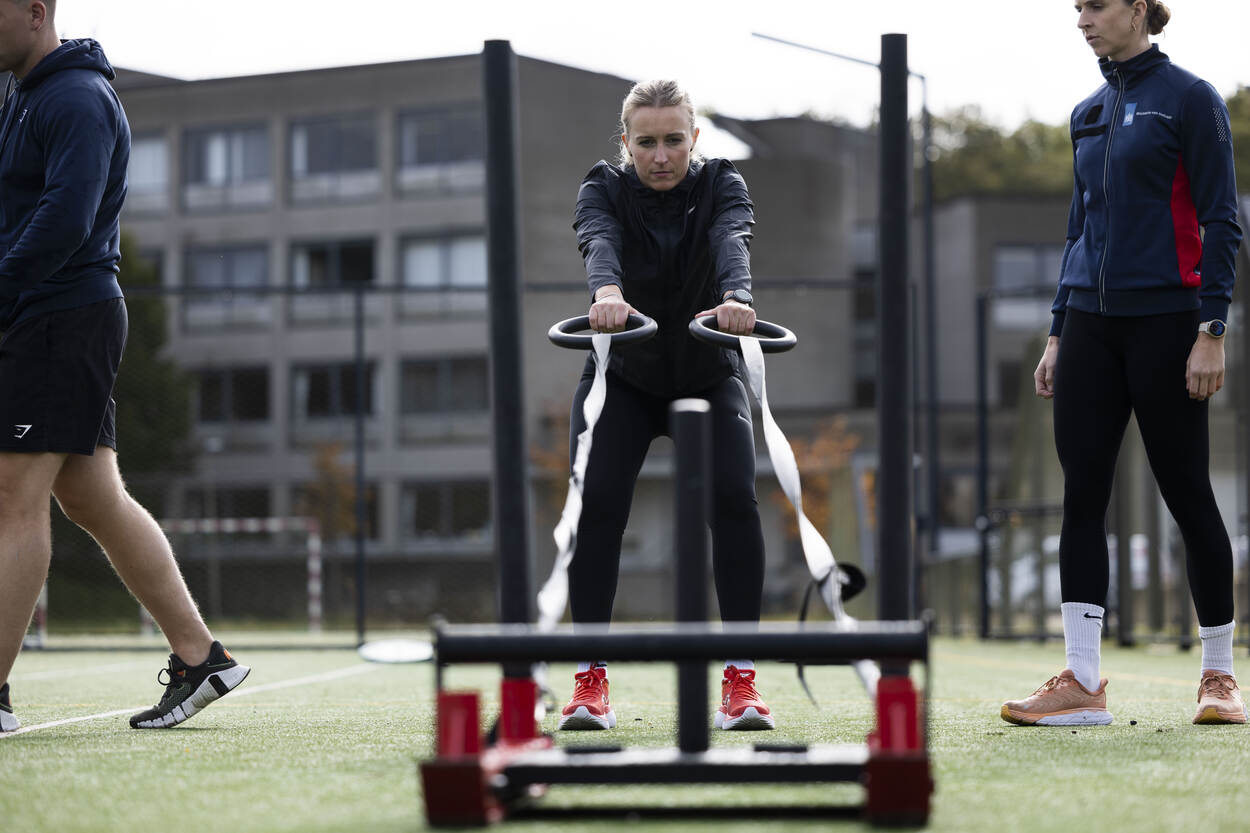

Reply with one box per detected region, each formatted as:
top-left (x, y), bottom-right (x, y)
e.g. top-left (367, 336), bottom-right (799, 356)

top-left (618, 79), bottom-right (697, 167)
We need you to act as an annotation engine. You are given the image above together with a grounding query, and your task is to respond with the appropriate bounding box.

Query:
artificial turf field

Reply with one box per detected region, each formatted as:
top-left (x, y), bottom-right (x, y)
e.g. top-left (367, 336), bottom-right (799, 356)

top-left (2, 635), bottom-right (1248, 833)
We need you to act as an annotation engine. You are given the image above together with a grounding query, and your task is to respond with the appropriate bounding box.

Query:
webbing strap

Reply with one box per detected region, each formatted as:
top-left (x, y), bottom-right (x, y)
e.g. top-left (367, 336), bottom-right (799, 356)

top-left (740, 337), bottom-right (880, 697)
top-left (535, 333), bottom-right (612, 632)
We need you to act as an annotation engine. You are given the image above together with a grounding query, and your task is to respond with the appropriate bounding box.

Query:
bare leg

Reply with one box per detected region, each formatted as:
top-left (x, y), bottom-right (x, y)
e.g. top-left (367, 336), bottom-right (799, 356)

top-left (0, 451), bottom-right (67, 686)
top-left (53, 447), bottom-right (213, 665)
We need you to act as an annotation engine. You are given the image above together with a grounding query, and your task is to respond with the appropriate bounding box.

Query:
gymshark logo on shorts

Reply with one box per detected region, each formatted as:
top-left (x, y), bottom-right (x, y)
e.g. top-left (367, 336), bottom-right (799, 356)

top-left (13, 424), bottom-right (31, 439)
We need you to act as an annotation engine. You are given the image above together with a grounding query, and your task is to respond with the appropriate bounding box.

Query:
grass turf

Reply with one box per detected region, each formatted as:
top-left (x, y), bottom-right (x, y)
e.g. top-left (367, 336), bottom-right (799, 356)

top-left (1, 636), bottom-right (1246, 832)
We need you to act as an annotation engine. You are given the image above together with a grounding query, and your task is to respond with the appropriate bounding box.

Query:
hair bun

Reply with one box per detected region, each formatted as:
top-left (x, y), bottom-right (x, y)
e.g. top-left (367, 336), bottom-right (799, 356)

top-left (1147, 0), bottom-right (1171, 35)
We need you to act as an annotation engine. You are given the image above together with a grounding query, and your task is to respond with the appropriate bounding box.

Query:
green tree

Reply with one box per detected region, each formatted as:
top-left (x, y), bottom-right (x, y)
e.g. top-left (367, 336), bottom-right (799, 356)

top-left (930, 106), bottom-right (1073, 201)
top-left (1226, 86), bottom-right (1250, 196)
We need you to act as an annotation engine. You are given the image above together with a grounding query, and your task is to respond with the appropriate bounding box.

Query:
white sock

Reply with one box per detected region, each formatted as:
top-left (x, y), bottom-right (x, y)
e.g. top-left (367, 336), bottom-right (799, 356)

top-left (1061, 602), bottom-right (1104, 691)
top-left (576, 662), bottom-right (605, 674)
top-left (724, 660), bottom-right (754, 672)
top-left (1199, 621), bottom-right (1235, 676)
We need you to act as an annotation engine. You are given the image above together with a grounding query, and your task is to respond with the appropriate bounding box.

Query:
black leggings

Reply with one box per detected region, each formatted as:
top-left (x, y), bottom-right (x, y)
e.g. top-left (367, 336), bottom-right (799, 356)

top-left (1054, 308), bottom-right (1233, 626)
top-left (567, 369), bottom-right (766, 624)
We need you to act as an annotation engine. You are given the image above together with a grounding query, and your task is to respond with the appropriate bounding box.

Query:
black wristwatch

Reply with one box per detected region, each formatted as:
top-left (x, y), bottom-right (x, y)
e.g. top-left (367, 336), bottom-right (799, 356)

top-left (722, 289), bottom-right (753, 306)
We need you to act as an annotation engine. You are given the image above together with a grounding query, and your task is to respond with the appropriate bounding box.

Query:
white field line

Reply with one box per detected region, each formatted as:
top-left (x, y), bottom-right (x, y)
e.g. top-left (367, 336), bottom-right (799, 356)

top-left (1, 663), bottom-right (382, 738)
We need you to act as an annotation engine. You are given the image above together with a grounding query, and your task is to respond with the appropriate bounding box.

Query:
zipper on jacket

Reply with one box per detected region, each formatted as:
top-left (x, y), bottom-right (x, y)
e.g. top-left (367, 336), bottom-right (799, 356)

top-left (1096, 67), bottom-right (1124, 314)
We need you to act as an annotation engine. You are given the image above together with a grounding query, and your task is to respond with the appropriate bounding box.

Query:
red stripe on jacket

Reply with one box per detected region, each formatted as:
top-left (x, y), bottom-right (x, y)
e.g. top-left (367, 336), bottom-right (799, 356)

top-left (1171, 155), bottom-right (1202, 288)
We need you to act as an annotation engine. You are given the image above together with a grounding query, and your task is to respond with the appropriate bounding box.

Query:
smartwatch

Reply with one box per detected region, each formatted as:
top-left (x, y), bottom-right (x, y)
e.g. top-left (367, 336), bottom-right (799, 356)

top-left (1199, 320), bottom-right (1227, 339)
top-left (722, 289), bottom-right (753, 306)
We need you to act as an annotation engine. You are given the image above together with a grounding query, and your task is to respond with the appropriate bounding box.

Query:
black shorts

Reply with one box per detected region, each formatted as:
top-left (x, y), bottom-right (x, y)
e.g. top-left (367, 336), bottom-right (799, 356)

top-left (0, 298), bottom-right (127, 454)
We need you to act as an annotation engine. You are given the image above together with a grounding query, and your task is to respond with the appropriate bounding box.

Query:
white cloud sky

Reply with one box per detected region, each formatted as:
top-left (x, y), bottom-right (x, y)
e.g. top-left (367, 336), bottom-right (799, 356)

top-left (56, 0), bottom-right (1250, 131)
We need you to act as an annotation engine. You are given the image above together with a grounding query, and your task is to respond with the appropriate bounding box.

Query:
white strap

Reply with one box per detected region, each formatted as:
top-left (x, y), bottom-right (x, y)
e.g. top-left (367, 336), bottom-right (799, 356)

top-left (535, 333), bottom-right (612, 631)
top-left (739, 336), bottom-right (880, 695)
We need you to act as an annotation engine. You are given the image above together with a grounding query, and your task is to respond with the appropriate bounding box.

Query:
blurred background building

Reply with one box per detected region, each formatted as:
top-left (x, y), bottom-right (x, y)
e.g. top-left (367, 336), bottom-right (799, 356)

top-left (47, 52), bottom-right (1241, 636)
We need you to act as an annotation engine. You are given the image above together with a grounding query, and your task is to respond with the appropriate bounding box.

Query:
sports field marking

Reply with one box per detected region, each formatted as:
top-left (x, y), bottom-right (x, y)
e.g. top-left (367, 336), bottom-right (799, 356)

top-left (0, 662), bottom-right (381, 739)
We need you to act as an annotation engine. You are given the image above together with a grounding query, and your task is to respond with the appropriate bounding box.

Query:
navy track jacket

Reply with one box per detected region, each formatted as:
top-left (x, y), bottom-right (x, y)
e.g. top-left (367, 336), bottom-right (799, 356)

top-left (0, 39), bottom-right (128, 330)
top-left (1050, 46), bottom-right (1242, 337)
top-left (573, 157), bottom-right (754, 397)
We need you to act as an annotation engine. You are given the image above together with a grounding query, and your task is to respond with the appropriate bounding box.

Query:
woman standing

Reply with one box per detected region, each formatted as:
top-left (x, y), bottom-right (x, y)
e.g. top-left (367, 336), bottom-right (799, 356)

top-left (558, 80), bottom-right (773, 731)
top-left (1003, 0), bottom-right (1244, 726)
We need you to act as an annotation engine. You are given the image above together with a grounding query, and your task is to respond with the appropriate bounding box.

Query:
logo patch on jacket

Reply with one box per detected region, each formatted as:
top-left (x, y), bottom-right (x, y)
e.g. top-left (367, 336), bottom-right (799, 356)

top-left (1122, 103), bottom-right (1137, 126)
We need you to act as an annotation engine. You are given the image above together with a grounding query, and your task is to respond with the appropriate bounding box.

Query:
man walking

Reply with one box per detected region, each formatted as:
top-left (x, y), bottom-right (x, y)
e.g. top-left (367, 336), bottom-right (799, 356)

top-left (0, 0), bottom-right (248, 732)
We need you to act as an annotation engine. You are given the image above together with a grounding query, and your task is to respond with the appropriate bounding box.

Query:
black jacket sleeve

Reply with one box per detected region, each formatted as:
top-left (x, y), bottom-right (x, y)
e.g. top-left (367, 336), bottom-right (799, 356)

top-left (572, 164), bottom-right (624, 300)
top-left (707, 163), bottom-right (754, 297)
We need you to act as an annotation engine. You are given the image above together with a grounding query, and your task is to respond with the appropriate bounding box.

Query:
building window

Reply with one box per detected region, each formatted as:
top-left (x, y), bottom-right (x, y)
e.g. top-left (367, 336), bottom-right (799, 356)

top-left (183, 486), bottom-right (272, 521)
top-left (289, 113), bottom-right (380, 203)
top-left (399, 233), bottom-right (487, 317)
top-left (396, 105), bottom-right (485, 194)
top-left (288, 239), bottom-right (381, 325)
top-left (183, 245), bottom-right (271, 330)
top-left (197, 367), bottom-right (270, 423)
top-left (992, 244), bottom-right (1064, 330)
top-left (183, 124), bottom-right (271, 211)
top-left (127, 134), bottom-right (168, 213)
top-left (401, 357), bottom-right (489, 414)
top-left (292, 240), bottom-right (375, 287)
top-left (292, 362), bottom-right (377, 421)
top-left (402, 481), bottom-right (491, 542)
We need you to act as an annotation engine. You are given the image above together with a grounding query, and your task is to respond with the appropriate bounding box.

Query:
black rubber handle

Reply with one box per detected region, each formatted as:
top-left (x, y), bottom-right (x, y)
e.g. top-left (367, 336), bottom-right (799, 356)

top-left (687, 315), bottom-right (797, 353)
top-left (548, 313), bottom-right (658, 350)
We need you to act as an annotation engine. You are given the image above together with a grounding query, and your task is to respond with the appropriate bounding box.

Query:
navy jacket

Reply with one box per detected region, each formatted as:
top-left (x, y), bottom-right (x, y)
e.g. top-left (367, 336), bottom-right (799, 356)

top-left (0, 39), bottom-right (128, 330)
top-left (1051, 46), bottom-right (1242, 336)
top-left (573, 158), bottom-right (753, 397)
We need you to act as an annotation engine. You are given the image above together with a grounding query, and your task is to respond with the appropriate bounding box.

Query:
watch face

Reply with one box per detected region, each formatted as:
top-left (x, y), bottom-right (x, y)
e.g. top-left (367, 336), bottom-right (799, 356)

top-left (1210, 320), bottom-right (1226, 337)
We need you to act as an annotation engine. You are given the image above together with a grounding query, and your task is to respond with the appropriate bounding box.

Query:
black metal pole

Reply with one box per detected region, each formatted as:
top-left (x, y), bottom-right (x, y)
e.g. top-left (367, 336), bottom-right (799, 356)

top-left (976, 294), bottom-right (991, 639)
top-left (876, 34), bottom-right (913, 622)
top-left (921, 98), bottom-right (940, 603)
top-left (483, 41), bottom-right (533, 639)
top-left (353, 284), bottom-right (367, 646)
top-left (672, 399), bottom-right (711, 755)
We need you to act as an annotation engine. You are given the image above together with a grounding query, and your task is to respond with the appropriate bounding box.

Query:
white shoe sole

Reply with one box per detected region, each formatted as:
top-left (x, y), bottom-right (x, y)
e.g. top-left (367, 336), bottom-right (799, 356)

top-left (132, 664), bottom-right (251, 729)
top-left (715, 706), bottom-right (775, 730)
top-left (0, 710), bottom-right (18, 732)
top-left (557, 705), bottom-right (616, 730)
top-left (1032, 709), bottom-right (1113, 726)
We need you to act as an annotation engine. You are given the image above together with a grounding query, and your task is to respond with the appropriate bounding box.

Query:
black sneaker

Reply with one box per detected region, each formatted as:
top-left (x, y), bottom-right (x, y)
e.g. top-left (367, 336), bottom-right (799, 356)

top-left (1, 682), bottom-right (18, 732)
top-left (130, 641), bottom-right (250, 729)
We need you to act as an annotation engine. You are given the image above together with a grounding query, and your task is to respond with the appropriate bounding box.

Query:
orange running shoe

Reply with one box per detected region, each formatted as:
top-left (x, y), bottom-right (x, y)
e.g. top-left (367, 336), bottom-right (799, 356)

top-left (1192, 670), bottom-right (1247, 725)
top-left (558, 666), bottom-right (616, 730)
top-left (1001, 669), bottom-right (1112, 726)
top-left (715, 666), bottom-right (775, 730)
